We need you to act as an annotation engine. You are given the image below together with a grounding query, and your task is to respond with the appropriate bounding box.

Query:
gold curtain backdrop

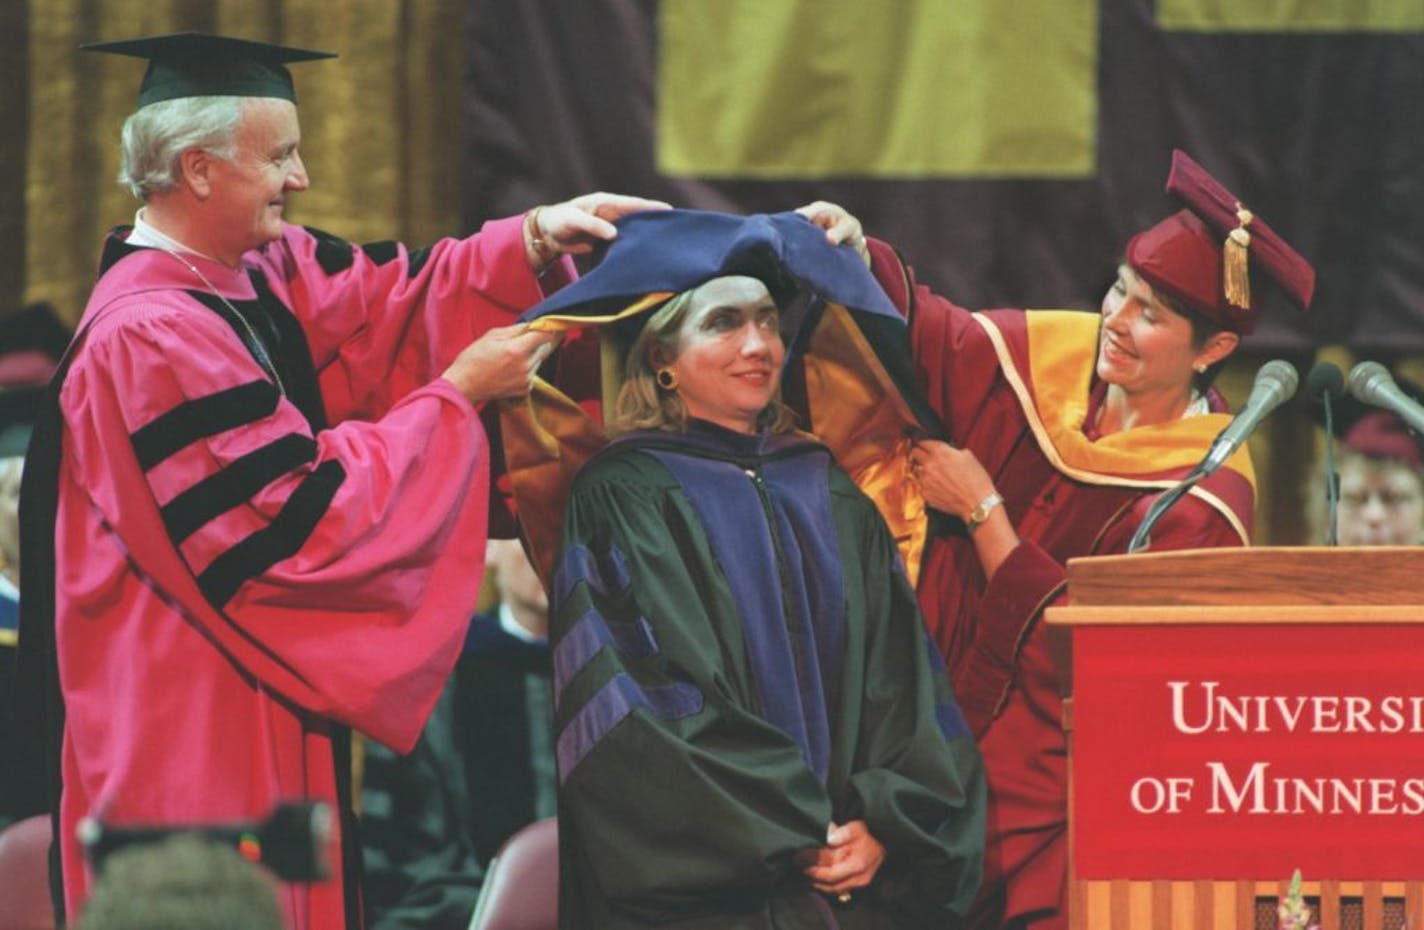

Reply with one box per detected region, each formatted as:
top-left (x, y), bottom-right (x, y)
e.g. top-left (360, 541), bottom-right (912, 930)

top-left (19, 0), bottom-right (468, 327)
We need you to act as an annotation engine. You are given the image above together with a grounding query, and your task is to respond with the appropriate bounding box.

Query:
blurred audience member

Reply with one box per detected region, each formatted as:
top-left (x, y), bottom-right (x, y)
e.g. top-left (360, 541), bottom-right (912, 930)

top-left (0, 457), bottom-right (21, 587)
top-left (360, 539), bottom-right (554, 930)
top-left (0, 303), bottom-right (70, 379)
top-left (0, 303), bottom-right (69, 457)
top-left (0, 305), bottom-right (61, 796)
top-left (74, 834), bottom-right (285, 930)
top-left (0, 455), bottom-right (22, 829)
top-left (1307, 370), bottom-right (1424, 546)
top-left (0, 305), bottom-right (61, 813)
top-left (1331, 410), bottom-right (1424, 545)
top-left (460, 539), bottom-right (556, 862)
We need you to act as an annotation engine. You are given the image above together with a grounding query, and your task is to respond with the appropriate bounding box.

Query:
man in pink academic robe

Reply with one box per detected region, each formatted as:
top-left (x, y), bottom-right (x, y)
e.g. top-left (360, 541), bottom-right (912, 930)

top-left (11, 31), bottom-right (664, 929)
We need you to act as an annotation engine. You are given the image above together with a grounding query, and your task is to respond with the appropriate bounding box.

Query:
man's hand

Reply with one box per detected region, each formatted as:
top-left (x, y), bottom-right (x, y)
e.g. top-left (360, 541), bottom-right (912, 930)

top-left (525, 192), bottom-right (672, 269)
top-left (800, 820), bottom-right (886, 898)
top-left (795, 201), bottom-right (869, 264)
top-left (441, 324), bottom-right (558, 404)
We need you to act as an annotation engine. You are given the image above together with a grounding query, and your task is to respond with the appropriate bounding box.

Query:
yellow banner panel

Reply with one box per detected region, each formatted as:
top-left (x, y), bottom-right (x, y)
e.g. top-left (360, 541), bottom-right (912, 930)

top-left (657, 0), bottom-right (1097, 179)
top-left (1159, 0), bottom-right (1424, 32)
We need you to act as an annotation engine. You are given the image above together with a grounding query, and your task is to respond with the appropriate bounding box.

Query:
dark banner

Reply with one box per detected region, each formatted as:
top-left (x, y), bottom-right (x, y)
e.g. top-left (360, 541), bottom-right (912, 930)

top-left (463, 0), bottom-right (1423, 351)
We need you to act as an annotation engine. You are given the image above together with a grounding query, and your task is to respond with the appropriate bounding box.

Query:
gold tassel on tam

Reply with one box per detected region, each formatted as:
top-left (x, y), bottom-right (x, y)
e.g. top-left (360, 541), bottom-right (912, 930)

top-left (1223, 203), bottom-right (1253, 310)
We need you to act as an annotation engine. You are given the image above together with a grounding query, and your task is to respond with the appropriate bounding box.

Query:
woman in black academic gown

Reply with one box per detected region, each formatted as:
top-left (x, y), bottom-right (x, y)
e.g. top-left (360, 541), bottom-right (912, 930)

top-left (528, 210), bottom-right (986, 930)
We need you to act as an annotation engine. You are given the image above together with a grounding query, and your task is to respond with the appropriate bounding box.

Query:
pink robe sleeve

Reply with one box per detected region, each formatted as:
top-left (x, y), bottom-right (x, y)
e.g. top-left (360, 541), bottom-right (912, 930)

top-left (61, 299), bottom-right (491, 751)
top-left (256, 215), bottom-right (573, 423)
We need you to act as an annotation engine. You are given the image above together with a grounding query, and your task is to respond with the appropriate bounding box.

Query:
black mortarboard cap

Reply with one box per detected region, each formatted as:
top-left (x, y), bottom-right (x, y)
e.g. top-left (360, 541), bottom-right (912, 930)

top-left (81, 32), bottom-right (336, 108)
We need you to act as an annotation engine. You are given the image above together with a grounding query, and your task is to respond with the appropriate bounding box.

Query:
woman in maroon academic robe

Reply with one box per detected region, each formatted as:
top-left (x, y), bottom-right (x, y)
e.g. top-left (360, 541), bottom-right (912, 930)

top-left (799, 150), bottom-right (1316, 929)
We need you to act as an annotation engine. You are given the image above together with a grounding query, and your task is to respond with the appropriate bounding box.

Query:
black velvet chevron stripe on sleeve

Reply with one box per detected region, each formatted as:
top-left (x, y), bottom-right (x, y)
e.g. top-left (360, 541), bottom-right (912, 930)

top-left (130, 380), bottom-right (282, 471)
top-left (304, 226), bottom-right (357, 275)
top-left (359, 240), bottom-right (435, 278)
top-left (195, 460), bottom-right (346, 608)
top-left (159, 433), bottom-right (320, 545)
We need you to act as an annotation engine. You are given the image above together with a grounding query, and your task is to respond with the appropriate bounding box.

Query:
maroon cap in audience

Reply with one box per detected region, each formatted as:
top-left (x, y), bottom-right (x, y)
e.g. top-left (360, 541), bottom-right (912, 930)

top-left (1342, 410), bottom-right (1423, 471)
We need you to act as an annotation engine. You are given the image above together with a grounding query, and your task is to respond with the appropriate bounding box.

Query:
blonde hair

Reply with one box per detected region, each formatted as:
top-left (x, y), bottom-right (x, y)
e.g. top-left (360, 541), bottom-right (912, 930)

top-left (607, 283), bottom-right (796, 437)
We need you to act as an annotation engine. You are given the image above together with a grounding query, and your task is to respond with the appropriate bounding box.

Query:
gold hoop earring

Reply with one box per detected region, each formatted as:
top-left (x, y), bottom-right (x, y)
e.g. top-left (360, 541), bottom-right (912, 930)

top-left (656, 368), bottom-right (679, 390)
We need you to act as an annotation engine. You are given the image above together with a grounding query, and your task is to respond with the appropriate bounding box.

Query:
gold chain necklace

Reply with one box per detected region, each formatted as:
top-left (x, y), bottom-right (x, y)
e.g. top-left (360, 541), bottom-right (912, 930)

top-left (153, 245), bottom-right (288, 397)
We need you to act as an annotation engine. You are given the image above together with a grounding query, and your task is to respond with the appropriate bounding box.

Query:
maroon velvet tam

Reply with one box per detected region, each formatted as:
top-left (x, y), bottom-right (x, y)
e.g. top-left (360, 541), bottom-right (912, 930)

top-left (1342, 410), bottom-right (1424, 471)
top-left (1126, 149), bottom-right (1315, 334)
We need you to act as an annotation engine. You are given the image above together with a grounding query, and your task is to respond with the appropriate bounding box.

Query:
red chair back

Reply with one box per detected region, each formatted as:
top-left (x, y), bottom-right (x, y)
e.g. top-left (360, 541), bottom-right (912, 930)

top-left (467, 817), bottom-right (557, 930)
top-left (0, 815), bottom-right (56, 930)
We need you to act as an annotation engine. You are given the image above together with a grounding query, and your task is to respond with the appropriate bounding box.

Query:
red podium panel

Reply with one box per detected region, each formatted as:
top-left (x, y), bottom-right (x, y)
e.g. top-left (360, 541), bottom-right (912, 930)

top-left (1074, 622), bottom-right (1424, 880)
top-left (1046, 546), bottom-right (1424, 929)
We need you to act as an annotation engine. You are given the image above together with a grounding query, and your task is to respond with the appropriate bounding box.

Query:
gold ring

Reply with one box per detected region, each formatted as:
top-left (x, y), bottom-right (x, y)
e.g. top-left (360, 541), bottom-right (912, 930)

top-left (838, 892), bottom-right (852, 904)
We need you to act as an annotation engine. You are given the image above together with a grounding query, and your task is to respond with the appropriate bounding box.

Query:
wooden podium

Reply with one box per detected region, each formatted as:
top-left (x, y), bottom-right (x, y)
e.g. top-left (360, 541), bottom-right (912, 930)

top-left (1045, 546), bottom-right (1424, 930)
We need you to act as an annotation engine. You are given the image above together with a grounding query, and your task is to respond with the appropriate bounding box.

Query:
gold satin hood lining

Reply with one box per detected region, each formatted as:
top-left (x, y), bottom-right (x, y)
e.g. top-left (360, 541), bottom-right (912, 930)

top-left (502, 298), bottom-right (931, 587)
top-left (978, 310), bottom-right (1253, 543)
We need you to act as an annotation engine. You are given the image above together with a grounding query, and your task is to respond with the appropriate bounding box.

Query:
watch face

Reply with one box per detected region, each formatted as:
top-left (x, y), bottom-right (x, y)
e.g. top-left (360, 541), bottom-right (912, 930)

top-left (969, 493), bottom-right (1002, 525)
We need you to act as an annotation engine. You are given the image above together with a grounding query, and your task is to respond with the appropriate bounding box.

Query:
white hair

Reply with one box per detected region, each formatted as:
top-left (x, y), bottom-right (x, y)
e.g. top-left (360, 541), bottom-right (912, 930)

top-left (117, 96), bottom-right (246, 199)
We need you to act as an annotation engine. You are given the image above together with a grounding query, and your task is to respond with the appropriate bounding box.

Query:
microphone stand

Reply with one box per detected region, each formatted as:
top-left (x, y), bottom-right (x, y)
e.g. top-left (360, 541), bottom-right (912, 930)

top-left (1127, 465), bottom-right (1209, 554)
top-left (1126, 358), bottom-right (1299, 555)
top-left (1321, 391), bottom-right (1339, 546)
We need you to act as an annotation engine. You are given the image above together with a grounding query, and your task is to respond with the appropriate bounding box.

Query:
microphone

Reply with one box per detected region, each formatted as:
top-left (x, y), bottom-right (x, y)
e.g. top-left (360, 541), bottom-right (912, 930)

top-left (1306, 361), bottom-right (1344, 545)
top-left (1306, 361), bottom-right (1344, 405)
top-left (78, 801), bottom-right (332, 881)
top-left (1348, 361), bottom-right (1424, 435)
top-left (1199, 359), bottom-right (1300, 476)
top-left (1128, 359), bottom-right (1299, 553)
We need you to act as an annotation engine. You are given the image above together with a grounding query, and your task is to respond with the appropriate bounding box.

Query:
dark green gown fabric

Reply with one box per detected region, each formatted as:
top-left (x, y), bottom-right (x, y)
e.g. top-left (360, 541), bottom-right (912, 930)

top-left (550, 422), bottom-right (984, 929)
